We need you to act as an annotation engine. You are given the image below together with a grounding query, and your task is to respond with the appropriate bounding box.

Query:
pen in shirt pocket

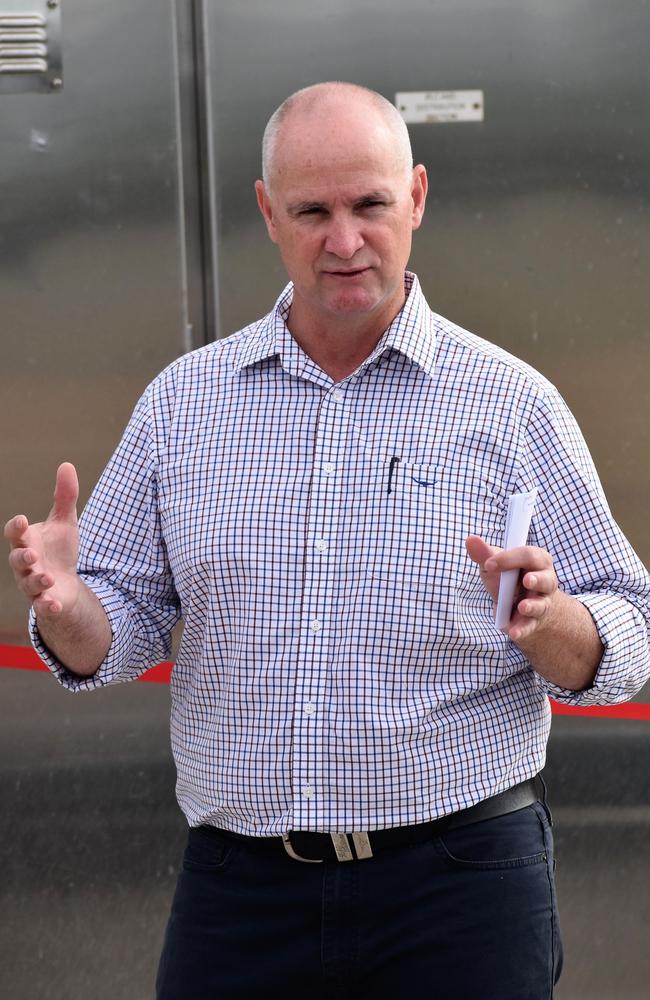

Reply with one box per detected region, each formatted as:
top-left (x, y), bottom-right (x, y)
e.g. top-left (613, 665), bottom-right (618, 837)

top-left (387, 456), bottom-right (401, 494)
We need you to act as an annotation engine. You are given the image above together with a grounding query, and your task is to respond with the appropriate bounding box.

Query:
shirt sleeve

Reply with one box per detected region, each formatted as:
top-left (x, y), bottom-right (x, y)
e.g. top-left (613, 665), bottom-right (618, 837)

top-left (520, 387), bottom-right (650, 706)
top-left (29, 380), bottom-right (181, 691)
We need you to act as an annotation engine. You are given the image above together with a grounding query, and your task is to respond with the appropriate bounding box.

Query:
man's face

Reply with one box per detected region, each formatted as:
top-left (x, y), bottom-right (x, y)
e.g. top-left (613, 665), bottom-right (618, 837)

top-left (256, 103), bottom-right (427, 332)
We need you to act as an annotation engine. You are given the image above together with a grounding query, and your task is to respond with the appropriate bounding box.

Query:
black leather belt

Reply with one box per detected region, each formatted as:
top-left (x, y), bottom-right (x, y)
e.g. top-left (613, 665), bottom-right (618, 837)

top-left (207, 776), bottom-right (543, 864)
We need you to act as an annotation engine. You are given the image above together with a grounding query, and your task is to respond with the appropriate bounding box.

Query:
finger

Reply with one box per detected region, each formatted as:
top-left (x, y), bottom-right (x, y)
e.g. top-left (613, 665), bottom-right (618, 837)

top-left (507, 593), bottom-right (555, 641)
top-left (20, 571), bottom-right (54, 599)
top-left (508, 619), bottom-right (539, 643)
top-left (33, 594), bottom-right (62, 616)
top-left (465, 535), bottom-right (501, 569)
top-left (516, 595), bottom-right (550, 620)
top-left (8, 547), bottom-right (38, 574)
top-left (508, 604), bottom-right (545, 638)
top-left (522, 569), bottom-right (557, 596)
top-left (484, 546), bottom-right (552, 573)
top-left (4, 514), bottom-right (29, 546)
top-left (50, 462), bottom-right (79, 523)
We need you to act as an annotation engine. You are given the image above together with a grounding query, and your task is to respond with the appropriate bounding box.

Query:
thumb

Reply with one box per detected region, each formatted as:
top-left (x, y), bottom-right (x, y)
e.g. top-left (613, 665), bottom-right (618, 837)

top-left (50, 462), bottom-right (79, 523)
top-left (465, 534), bottom-right (500, 568)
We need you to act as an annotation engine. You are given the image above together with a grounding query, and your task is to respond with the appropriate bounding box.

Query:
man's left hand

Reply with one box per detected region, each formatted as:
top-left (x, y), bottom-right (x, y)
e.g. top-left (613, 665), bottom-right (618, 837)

top-left (465, 535), bottom-right (559, 643)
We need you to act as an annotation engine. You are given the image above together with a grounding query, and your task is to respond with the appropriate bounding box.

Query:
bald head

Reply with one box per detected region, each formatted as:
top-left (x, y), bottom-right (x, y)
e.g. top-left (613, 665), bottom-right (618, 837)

top-left (261, 82), bottom-right (413, 192)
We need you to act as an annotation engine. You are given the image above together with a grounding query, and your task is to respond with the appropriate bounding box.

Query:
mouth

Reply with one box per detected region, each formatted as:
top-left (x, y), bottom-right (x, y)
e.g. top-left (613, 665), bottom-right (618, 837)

top-left (323, 267), bottom-right (371, 278)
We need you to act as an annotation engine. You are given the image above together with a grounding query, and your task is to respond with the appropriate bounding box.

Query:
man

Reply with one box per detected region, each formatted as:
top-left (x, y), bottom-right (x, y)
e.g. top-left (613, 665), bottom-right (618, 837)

top-left (6, 82), bottom-right (650, 998)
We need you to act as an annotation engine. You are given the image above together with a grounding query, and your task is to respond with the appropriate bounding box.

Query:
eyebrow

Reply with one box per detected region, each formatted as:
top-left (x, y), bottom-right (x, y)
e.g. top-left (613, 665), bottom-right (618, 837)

top-left (287, 200), bottom-right (326, 216)
top-left (286, 190), bottom-right (394, 216)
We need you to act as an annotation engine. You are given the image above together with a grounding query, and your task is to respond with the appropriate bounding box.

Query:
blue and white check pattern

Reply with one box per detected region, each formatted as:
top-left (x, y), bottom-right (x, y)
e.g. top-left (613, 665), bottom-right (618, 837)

top-left (32, 273), bottom-right (650, 833)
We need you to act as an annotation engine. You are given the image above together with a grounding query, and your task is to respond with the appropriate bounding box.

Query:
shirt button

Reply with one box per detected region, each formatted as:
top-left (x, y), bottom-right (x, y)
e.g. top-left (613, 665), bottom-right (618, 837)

top-left (303, 785), bottom-right (314, 799)
top-left (310, 619), bottom-right (322, 633)
top-left (323, 462), bottom-right (335, 476)
top-left (305, 702), bottom-right (316, 716)
top-left (332, 390), bottom-right (344, 402)
top-left (315, 539), bottom-right (327, 553)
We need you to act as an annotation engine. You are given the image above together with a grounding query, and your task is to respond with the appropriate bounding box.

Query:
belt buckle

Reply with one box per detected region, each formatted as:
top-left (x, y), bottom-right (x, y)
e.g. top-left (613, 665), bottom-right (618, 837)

top-left (281, 831), bottom-right (374, 863)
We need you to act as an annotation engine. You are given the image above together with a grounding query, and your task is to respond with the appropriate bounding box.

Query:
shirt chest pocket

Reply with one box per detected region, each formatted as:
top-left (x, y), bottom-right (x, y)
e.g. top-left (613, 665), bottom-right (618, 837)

top-left (365, 460), bottom-right (506, 599)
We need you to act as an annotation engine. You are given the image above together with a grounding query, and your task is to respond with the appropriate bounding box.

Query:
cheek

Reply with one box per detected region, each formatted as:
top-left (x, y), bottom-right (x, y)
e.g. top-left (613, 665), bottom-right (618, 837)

top-left (283, 233), bottom-right (318, 266)
top-left (373, 223), bottom-right (408, 259)
top-left (278, 240), bottom-right (315, 279)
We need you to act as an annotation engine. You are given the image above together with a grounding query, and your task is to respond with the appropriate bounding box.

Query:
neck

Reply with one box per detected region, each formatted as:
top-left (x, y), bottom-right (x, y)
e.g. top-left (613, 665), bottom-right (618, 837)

top-left (287, 295), bottom-right (406, 382)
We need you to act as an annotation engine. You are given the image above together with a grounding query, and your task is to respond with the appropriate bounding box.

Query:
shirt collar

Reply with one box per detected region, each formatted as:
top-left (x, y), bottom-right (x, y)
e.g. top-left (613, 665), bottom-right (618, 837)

top-left (360, 272), bottom-right (437, 380)
top-left (233, 271), bottom-right (437, 381)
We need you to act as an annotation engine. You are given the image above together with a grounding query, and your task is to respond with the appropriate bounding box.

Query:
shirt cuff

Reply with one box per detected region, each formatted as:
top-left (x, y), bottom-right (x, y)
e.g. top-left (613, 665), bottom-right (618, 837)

top-left (28, 579), bottom-right (140, 692)
top-left (539, 591), bottom-right (650, 706)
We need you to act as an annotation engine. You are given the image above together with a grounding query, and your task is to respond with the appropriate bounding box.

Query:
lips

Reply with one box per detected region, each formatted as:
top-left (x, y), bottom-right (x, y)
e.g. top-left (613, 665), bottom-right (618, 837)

top-left (324, 267), bottom-right (370, 277)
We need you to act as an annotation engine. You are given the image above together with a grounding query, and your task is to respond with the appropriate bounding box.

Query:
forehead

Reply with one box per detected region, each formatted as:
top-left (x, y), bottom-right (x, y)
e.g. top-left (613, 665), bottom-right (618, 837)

top-left (272, 104), bottom-right (407, 199)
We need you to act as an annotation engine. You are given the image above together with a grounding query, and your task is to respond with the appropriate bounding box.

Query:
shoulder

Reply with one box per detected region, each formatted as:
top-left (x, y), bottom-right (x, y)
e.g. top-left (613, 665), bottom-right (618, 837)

top-left (142, 314), bottom-right (271, 406)
top-left (432, 312), bottom-right (557, 401)
top-left (159, 317), bottom-right (267, 386)
top-left (126, 315), bottom-right (272, 444)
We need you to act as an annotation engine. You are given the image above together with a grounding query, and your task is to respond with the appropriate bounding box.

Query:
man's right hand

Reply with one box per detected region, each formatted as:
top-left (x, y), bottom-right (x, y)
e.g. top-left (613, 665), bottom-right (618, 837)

top-left (5, 462), bottom-right (112, 675)
top-left (5, 462), bottom-right (82, 617)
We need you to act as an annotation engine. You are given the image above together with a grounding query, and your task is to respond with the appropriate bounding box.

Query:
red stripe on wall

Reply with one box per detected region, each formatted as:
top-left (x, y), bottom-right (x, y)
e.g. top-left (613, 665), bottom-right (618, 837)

top-left (138, 660), bottom-right (173, 683)
top-left (0, 644), bottom-right (173, 683)
top-left (0, 644), bottom-right (648, 717)
top-left (548, 701), bottom-right (650, 720)
top-left (0, 644), bottom-right (44, 671)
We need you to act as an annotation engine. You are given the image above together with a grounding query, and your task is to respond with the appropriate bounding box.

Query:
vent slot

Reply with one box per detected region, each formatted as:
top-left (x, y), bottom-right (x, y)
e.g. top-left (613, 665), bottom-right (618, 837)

top-left (0, 14), bottom-right (47, 26)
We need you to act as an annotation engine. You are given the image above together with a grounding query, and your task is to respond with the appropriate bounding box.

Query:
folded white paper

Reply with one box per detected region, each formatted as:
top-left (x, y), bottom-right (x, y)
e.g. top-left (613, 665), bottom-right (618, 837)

top-left (495, 489), bottom-right (538, 632)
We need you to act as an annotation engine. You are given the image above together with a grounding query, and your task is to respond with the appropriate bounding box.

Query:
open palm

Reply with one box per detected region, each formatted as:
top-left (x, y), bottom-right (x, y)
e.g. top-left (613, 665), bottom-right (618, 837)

top-left (5, 463), bottom-right (80, 616)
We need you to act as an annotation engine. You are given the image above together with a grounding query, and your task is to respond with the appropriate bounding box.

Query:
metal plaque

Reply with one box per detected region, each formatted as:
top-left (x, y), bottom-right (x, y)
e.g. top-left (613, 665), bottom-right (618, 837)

top-left (396, 89), bottom-right (484, 124)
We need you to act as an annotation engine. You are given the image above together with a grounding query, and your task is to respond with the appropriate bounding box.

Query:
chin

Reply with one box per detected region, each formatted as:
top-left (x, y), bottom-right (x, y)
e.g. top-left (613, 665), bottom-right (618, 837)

top-left (328, 290), bottom-right (379, 314)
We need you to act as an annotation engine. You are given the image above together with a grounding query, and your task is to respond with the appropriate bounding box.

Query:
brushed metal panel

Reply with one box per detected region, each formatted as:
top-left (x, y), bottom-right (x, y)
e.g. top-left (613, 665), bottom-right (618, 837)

top-left (0, 0), bottom-right (192, 643)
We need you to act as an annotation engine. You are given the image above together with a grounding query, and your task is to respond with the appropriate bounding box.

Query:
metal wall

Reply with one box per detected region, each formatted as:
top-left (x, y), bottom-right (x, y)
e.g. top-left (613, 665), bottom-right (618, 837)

top-left (1, 1), bottom-right (649, 997)
top-left (0, 0), bottom-right (198, 645)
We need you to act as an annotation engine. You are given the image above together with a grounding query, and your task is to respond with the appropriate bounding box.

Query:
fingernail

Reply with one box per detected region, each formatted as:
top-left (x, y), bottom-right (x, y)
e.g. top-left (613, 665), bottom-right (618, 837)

top-left (529, 574), bottom-right (537, 588)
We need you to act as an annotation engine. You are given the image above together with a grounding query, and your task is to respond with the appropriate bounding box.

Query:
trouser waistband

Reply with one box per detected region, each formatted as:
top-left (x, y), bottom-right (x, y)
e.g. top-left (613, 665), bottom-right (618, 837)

top-left (203, 775), bottom-right (544, 863)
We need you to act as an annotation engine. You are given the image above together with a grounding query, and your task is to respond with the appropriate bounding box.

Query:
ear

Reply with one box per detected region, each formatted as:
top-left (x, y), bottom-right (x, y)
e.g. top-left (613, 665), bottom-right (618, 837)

top-left (410, 165), bottom-right (428, 231)
top-left (255, 180), bottom-right (279, 243)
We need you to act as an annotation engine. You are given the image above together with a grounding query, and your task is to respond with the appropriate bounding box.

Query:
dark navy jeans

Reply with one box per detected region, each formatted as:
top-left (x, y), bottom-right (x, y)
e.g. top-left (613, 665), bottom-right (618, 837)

top-left (156, 802), bottom-right (563, 999)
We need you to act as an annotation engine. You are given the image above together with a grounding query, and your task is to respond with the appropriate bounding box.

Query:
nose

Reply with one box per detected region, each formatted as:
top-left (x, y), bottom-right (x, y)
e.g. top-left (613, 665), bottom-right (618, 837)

top-left (323, 213), bottom-right (365, 260)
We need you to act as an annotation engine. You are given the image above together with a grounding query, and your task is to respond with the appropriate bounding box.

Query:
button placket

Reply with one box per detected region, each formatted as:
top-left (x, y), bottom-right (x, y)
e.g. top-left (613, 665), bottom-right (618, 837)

top-left (293, 388), bottom-right (352, 827)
